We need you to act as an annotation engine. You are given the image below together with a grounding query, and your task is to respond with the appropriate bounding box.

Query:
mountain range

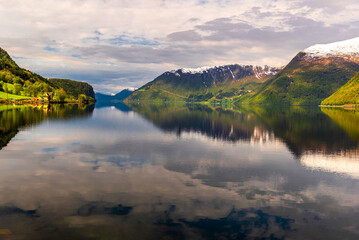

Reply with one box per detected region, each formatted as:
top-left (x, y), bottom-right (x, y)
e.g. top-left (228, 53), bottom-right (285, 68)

top-left (126, 37), bottom-right (359, 106)
top-left (241, 37), bottom-right (359, 105)
top-left (127, 65), bottom-right (281, 102)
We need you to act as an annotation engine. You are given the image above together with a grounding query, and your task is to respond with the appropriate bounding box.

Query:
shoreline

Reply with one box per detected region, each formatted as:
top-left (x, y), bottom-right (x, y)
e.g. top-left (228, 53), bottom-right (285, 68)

top-left (0, 99), bottom-right (94, 105)
top-left (319, 104), bottom-right (358, 109)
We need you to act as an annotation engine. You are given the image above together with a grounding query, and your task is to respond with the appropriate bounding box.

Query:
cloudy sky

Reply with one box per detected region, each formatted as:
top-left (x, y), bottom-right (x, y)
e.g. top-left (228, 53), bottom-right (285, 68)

top-left (1, 0), bottom-right (359, 94)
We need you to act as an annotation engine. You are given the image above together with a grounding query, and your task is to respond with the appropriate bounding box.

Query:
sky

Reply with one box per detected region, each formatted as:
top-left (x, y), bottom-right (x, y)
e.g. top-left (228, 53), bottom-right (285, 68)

top-left (1, 0), bottom-right (359, 94)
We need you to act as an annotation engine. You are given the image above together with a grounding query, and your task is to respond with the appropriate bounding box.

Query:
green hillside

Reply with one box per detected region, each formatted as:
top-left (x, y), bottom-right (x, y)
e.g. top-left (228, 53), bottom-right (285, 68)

top-left (129, 76), bottom-right (261, 103)
top-left (127, 65), bottom-right (279, 103)
top-left (321, 72), bottom-right (359, 105)
top-left (0, 47), bottom-right (95, 102)
top-left (128, 52), bottom-right (359, 106)
top-left (238, 53), bottom-right (359, 105)
top-left (49, 78), bottom-right (95, 99)
top-left (0, 47), bottom-right (57, 98)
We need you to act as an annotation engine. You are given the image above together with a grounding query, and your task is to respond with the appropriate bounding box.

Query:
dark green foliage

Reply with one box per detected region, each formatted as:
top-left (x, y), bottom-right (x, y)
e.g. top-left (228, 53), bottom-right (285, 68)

top-left (49, 78), bottom-right (95, 99)
top-left (187, 92), bottom-right (213, 102)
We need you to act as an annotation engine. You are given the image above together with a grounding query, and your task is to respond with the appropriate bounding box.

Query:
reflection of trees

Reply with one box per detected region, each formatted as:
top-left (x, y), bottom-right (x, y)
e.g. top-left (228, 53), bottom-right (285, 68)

top-left (129, 103), bottom-right (358, 157)
top-left (244, 106), bottom-right (358, 157)
top-left (0, 104), bottom-right (94, 150)
top-left (321, 108), bottom-right (359, 142)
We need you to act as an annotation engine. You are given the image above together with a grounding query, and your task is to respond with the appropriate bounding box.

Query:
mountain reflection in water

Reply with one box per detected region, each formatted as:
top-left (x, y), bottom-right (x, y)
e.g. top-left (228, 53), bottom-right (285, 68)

top-left (0, 104), bottom-right (94, 151)
top-left (0, 103), bottom-right (358, 239)
top-left (130, 104), bottom-right (358, 156)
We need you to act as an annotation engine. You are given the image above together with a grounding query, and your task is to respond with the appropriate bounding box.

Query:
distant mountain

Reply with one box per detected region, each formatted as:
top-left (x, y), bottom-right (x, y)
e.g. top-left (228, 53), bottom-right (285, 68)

top-left (96, 89), bottom-right (133, 102)
top-left (240, 37), bottom-right (359, 105)
top-left (49, 78), bottom-right (95, 99)
top-left (321, 72), bottom-right (359, 105)
top-left (126, 65), bottom-right (281, 102)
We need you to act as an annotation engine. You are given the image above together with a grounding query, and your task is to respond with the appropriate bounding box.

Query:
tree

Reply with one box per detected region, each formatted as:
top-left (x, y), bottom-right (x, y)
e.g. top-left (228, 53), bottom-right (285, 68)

top-left (3, 83), bottom-right (8, 93)
top-left (78, 94), bottom-right (88, 103)
top-left (55, 88), bottom-right (67, 102)
top-left (13, 83), bottom-right (22, 95)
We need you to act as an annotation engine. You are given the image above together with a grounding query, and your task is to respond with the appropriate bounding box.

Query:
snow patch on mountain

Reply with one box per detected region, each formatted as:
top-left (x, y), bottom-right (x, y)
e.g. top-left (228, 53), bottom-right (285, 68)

top-left (168, 64), bottom-right (280, 80)
top-left (303, 37), bottom-right (359, 58)
top-left (181, 66), bottom-right (213, 74)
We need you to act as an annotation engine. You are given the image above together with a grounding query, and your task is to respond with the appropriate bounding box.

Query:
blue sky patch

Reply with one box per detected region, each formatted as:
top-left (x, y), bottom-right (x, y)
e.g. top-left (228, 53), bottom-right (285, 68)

top-left (43, 46), bottom-right (60, 52)
top-left (109, 35), bottom-right (160, 46)
top-left (94, 30), bottom-right (103, 35)
top-left (42, 147), bottom-right (59, 153)
top-left (83, 33), bottom-right (161, 47)
top-left (72, 54), bottom-right (87, 60)
top-left (71, 142), bottom-right (81, 146)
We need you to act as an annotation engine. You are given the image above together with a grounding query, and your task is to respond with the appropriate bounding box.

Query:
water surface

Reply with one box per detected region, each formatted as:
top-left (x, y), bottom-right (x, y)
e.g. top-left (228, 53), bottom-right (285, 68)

top-left (0, 103), bottom-right (359, 239)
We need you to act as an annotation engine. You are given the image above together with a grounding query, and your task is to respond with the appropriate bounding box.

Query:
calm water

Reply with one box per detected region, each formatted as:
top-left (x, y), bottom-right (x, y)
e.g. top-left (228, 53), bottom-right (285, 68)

top-left (0, 103), bottom-right (359, 239)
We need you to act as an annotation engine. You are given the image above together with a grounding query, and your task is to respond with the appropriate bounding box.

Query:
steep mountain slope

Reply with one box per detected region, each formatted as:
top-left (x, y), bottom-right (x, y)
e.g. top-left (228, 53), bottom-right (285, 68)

top-left (0, 47), bottom-right (95, 101)
top-left (49, 78), bottom-right (95, 99)
top-left (0, 47), bottom-right (57, 94)
top-left (321, 72), bottom-right (359, 105)
top-left (127, 65), bottom-right (281, 102)
top-left (240, 37), bottom-right (359, 105)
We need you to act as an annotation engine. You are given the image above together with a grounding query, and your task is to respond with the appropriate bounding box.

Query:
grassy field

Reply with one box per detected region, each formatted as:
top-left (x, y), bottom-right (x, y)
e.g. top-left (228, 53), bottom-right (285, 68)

top-left (0, 91), bottom-right (32, 100)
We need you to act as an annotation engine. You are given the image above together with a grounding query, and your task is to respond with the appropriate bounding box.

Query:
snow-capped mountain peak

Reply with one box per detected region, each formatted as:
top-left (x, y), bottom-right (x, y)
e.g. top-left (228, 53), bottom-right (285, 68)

top-left (180, 66), bottom-right (213, 74)
top-left (167, 64), bottom-right (280, 80)
top-left (302, 37), bottom-right (359, 58)
top-left (165, 64), bottom-right (282, 87)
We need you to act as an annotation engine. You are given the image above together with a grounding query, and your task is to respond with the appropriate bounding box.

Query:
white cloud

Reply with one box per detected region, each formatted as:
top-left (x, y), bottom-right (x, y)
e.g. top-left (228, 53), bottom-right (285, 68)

top-left (1, 0), bottom-right (359, 93)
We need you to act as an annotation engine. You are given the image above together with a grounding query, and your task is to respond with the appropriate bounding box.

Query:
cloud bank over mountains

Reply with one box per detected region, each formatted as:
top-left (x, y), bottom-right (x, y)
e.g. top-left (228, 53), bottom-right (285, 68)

top-left (1, 0), bottom-right (359, 93)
